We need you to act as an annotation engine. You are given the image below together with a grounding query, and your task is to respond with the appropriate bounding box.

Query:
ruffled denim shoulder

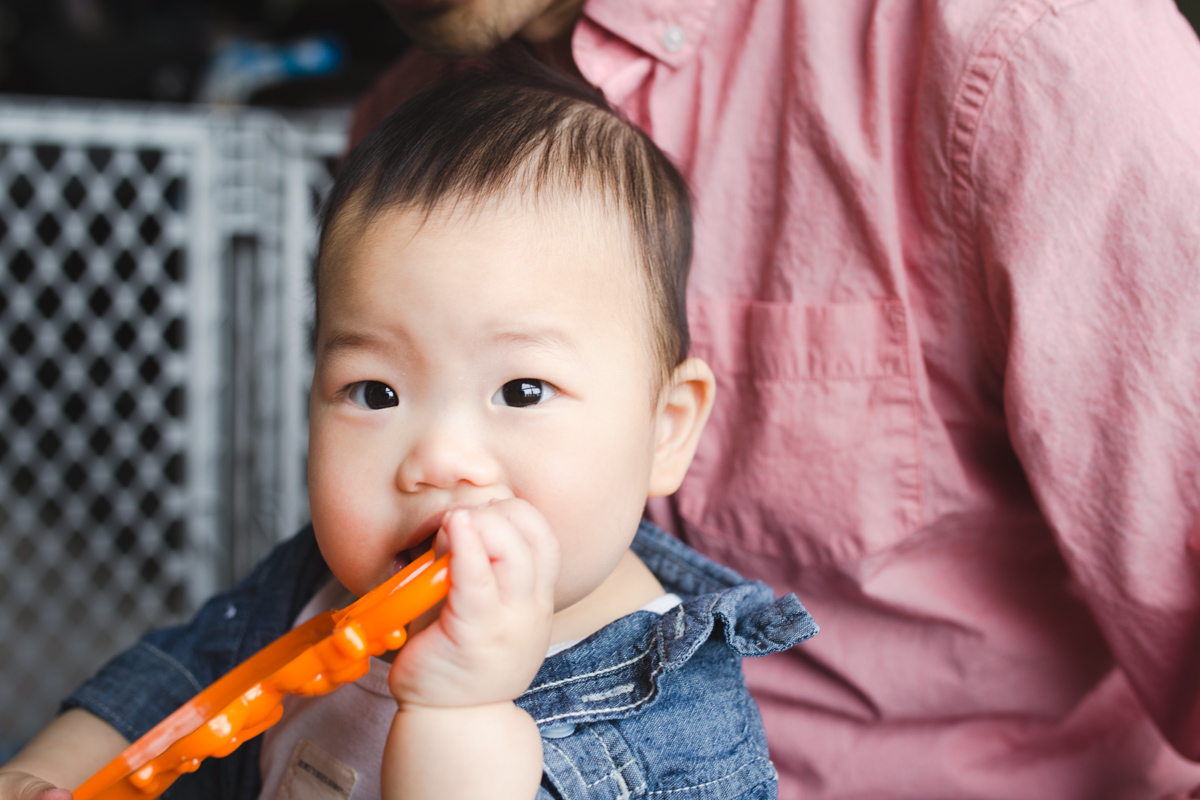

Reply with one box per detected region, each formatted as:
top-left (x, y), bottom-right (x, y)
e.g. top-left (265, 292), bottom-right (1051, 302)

top-left (519, 521), bottom-right (817, 800)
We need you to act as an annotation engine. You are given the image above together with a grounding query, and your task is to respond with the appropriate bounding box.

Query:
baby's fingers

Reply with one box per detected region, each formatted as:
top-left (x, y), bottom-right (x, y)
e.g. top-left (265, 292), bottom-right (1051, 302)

top-left (0, 773), bottom-right (72, 800)
top-left (442, 509), bottom-right (495, 606)
top-left (483, 498), bottom-right (560, 602)
top-left (442, 507), bottom-right (539, 620)
top-left (457, 505), bottom-right (539, 603)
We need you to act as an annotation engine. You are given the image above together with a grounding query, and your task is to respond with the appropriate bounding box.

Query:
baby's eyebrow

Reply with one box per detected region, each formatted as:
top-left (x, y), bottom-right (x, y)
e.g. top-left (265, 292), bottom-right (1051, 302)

top-left (492, 328), bottom-right (579, 355)
top-left (319, 330), bottom-right (389, 359)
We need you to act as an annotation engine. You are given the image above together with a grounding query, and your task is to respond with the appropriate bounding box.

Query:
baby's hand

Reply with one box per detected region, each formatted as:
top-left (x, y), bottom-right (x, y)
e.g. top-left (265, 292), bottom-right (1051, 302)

top-left (387, 498), bottom-right (560, 709)
top-left (0, 772), bottom-right (72, 800)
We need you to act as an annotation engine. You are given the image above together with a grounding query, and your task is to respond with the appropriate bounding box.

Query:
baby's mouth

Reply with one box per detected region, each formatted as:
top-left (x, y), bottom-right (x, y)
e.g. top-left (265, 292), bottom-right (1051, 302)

top-left (391, 513), bottom-right (445, 573)
top-left (392, 540), bottom-right (432, 573)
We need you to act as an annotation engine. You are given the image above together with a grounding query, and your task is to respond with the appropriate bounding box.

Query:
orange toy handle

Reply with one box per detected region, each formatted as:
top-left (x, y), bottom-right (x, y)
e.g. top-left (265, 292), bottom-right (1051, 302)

top-left (73, 551), bottom-right (450, 800)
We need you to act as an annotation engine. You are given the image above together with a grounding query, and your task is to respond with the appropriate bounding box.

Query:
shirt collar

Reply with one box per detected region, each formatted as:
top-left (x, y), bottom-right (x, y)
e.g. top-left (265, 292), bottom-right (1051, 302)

top-left (578, 0), bottom-right (721, 68)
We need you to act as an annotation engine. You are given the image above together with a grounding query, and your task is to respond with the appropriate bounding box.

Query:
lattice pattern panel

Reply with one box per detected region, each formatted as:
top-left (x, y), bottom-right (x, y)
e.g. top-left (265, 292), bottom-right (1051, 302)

top-left (0, 112), bottom-right (222, 749)
top-left (216, 111), bottom-right (345, 582)
top-left (0, 103), bottom-right (344, 752)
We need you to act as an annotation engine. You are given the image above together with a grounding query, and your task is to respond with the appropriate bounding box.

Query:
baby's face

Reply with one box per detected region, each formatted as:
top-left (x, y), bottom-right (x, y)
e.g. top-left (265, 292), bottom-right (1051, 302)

top-left (308, 197), bottom-right (663, 614)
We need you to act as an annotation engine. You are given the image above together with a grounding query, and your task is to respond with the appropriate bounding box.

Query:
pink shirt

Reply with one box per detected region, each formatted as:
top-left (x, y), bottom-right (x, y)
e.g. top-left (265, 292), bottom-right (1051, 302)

top-left (352, 1), bottom-right (1200, 796)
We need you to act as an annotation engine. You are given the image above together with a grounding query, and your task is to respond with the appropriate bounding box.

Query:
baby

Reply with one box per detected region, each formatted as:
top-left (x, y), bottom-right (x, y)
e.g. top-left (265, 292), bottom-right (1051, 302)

top-left (1, 64), bottom-right (816, 800)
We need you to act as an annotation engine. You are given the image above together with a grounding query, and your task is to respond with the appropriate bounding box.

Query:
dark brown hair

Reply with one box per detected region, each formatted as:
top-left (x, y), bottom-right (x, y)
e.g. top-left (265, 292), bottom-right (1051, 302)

top-left (316, 56), bottom-right (692, 381)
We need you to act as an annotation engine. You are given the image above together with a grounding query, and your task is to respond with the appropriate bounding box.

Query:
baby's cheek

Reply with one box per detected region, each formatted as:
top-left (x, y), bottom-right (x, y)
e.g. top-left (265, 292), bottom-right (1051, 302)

top-left (309, 435), bottom-right (379, 523)
top-left (310, 476), bottom-right (382, 591)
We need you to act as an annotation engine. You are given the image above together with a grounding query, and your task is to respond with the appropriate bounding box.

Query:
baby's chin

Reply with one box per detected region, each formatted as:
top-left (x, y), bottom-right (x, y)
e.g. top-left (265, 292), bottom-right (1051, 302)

top-left (325, 539), bottom-right (439, 601)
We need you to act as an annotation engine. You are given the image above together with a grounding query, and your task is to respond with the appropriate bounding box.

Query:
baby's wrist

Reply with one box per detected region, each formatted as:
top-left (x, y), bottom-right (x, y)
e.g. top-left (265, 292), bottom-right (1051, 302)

top-left (395, 697), bottom-right (522, 717)
top-left (383, 697), bottom-right (543, 800)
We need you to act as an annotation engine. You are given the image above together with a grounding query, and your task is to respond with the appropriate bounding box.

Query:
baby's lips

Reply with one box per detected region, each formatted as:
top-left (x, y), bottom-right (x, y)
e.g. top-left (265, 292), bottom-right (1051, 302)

top-left (394, 499), bottom-right (506, 570)
top-left (391, 511), bottom-right (450, 573)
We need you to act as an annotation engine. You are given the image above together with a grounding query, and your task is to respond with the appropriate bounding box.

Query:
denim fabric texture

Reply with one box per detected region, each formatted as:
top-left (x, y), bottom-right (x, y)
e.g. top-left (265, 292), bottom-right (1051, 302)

top-left (64, 521), bottom-right (817, 800)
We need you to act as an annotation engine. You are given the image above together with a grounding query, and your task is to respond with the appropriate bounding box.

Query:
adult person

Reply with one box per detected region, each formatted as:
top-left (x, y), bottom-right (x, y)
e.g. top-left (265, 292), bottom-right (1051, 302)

top-left (347, 0), bottom-right (1200, 797)
top-left (3, 0), bottom-right (1200, 798)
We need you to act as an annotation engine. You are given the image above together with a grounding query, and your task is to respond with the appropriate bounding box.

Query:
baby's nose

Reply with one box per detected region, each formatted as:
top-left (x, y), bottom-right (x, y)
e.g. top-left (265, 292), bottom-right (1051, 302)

top-left (395, 421), bottom-right (499, 492)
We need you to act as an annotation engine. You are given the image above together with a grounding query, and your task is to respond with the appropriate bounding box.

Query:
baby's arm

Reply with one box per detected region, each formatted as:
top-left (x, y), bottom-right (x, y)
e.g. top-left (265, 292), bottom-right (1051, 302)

top-left (0, 708), bottom-right (129, 799)
top-left (381, 500), bottom-right (559, 800)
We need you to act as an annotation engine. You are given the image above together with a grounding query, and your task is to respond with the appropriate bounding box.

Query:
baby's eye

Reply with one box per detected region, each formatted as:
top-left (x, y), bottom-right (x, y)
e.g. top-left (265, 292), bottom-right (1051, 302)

top-left (347, 381), bottom-right (399, 410)
top-left (492, 379), bottom-right (557, 408)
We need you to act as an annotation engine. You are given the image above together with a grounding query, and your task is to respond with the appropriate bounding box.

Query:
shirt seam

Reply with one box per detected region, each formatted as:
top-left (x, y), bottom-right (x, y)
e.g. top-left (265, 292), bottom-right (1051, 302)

top-left (892, 301), bottom-right (925, 534)
top-left (946, 0), bottom-right (1061, 273)
top-left (643, 757), bottom-right (775, 796)
top-left (589, 727), bottom-right (646, 795)
top-left (529, 645), bottom-right (655, 693)
top-left (533, 658), bottom-right (665, 725)
top-left (137, 640), bottom-right (206, 694)
top-left (543, 739), bottom-right (588, 794)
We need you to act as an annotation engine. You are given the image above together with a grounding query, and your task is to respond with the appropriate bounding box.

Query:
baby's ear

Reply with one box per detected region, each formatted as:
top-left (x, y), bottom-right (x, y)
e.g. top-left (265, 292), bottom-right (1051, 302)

top-left (648, 358), bottom-right (717, 497)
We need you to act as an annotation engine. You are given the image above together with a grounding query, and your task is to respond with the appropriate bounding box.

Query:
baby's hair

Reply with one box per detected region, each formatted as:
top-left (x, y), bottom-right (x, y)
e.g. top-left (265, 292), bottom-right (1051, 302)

top-left (316, 55), bottom-right (693, 385)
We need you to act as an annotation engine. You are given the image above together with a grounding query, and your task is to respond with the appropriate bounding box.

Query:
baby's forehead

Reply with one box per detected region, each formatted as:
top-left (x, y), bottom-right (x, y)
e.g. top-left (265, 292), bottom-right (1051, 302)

top-left (322, 189), bottom-right (645, 288)
top-left (319, 194), bottom-right (662, 367)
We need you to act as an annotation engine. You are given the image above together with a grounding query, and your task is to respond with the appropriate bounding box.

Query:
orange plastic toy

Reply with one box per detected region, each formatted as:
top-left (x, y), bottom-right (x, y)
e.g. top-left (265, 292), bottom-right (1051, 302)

top-left (72, 550), bottom-right (450, 800)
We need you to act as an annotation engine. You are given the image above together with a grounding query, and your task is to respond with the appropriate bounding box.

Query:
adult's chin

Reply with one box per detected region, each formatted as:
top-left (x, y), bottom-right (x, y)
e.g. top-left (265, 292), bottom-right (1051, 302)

top-left (382, 0), bottom-right (448, 10)
top-left (381, 0), bottom-right (534, 57)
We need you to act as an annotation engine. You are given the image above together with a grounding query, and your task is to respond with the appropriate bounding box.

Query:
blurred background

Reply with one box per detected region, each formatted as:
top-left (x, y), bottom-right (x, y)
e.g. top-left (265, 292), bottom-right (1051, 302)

top-left (0, 0), bottom-right (407, 107)
top-left (0, 0), bottom-right (410, 759)
top-left (0, 0), bottom-right (1197, 764)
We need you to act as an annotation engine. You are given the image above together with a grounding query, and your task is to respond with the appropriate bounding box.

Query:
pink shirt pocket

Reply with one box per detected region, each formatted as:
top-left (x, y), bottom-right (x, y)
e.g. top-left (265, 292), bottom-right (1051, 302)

top-left (679, 298), bottom-right (923, 567)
